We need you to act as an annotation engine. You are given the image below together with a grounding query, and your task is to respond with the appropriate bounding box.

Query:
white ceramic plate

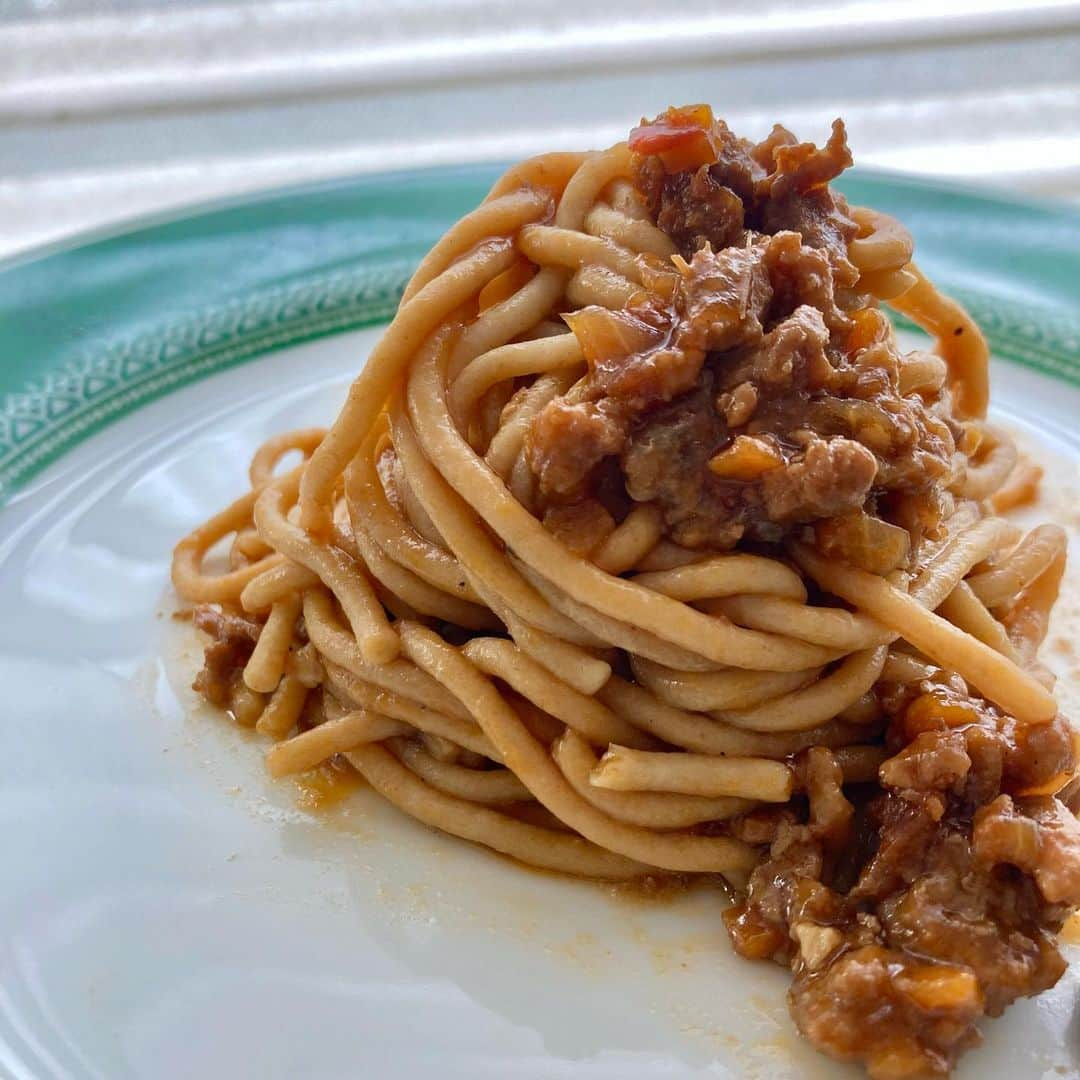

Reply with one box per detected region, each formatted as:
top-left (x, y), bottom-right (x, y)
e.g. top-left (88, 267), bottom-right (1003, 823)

top-left (3, 168), bottom-right (1080, 1079)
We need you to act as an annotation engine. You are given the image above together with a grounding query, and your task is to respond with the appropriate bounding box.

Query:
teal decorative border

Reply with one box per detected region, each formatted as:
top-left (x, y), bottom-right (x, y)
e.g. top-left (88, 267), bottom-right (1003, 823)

top-left (0, 261), bottom-right (413, 501)
top-left (0, 164), bottom-right (1077, 507)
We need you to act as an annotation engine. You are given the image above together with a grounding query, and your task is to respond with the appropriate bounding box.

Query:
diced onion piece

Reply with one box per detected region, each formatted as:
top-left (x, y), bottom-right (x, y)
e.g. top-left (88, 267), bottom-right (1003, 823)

top-left (815, 512), bottom-right (911, 575)
top-left (902, 690), bottom-right (980, 737)
top-left (563, 306), bottom-right (665, 368)
top-left (708, 436), bottom-right (783, 482)
top-left (896, 966), bottom-right (983, 1013)
top-left (844, 307), bottom-right (889, 355)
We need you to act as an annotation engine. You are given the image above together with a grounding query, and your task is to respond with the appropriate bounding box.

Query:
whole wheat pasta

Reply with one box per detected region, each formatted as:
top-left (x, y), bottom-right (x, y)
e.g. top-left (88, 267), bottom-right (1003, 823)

top-left (553, 730), bottom-right (753, 829)
top-left (173, 483), bottom-right (286, 603)
top-left (254, 672), bottom-right (308, 739)
top-left (460, 636), bottom-right (650, 750)
top-left (401, 620), bottom-right (758, 875)
top-left (449, 334), bottom-right (583, 425)
top-left (243, 592), bottom-right (302, 693)
top-left (390, 738), bottom-right (532, 804)
top-left (848, 206), bottom-right (914, 274)
top-left (630, 554), bottom-right (807, 603)
top-left (630, 657), bottom-right (817, 712)
top-left (584, 202), bottom-right (677, 257)
top-left (347, 741), bottom-right (647, 880)
top-left (173, 106), bottom-right (1075, 1080)
top-left (793, 545), bottom-right (1056, 723)
top-left (591, 502), bottom-right (665, 574)
top-left (597, 675), bottom-right (872, 757)
top-left (255, 473), bottom-right (398, 663)
top-left (961, 423), bottom-right (1020, 502)
top-left (249, 427), bottom-right (326, 488)
top-left (714, 647), bottom-right (889, 733)
top-left (240, 559), bottom-right (321, 612)
top-left (324, 662), bottom-right (498, 762)
top-left (966, 524), bottom-right (1067, 610)
top-left (565, 264), bottom-right (642, 310)
top-left (345, 427), bottom-right (484, 605)
top-left (887, 262), bottom-right (990, 419)
top-left (710, 595), bottom-right (892, 651)
top-left (266, 708), bottom-right (407, 777)
top-left (936, 581), bottom-right (1023, 663)
top-left (485, 369), bottom-right (578, 479)
top-left (590, 744), bottom-right (795, 802)
top-left (500, 609), bottom-right (612, 696)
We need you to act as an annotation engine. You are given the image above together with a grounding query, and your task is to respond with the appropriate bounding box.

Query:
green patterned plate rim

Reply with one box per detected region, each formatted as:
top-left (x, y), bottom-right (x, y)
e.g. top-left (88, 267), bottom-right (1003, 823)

top-left (1, 164), bottom-right (1078, 506)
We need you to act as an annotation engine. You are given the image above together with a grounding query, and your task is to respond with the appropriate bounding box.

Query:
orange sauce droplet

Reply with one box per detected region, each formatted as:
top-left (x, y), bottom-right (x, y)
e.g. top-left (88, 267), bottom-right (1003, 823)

top-left (294, 756), bottom-right (364, 812)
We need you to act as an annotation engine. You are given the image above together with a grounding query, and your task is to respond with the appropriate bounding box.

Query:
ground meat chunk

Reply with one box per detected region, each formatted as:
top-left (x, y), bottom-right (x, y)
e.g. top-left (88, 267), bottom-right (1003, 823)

top-left (879, 729), bottom-right (971, 791)
top-left (532, 224), bottom-right (955, 548)
top-left (621, 384), bottom-right (745, 549)
top-left (791, 946), bottom-right (984, 1080)
top-left (799, 746), bottom-right (854, 848)
top-left (761, 435), bottom-right (877, 523)
top-left (584, 243), bottom-right (771, 417)
top-left (716, 121), bottom-right (772, 202)
top-left (541, 498), bottom-right (616, 555)
top-left (528, 399), bottom-right (625, 496)
top-left (726, 805), bottom-right (798, 846)
top-left (529, 200), bottom-right (954, 550)
top-left (1005, 716), bottom-right (1075, 789)
top-left (191, 604), bottom-right (262, 705)
top-left (876, 830), bottom-right (1065, 1017)
top-left (725, 823), bottom-right (826, 963)
top-left (716, 380), bottom-right (757, 426)
top-left (762, 231), bottom-right (853, 333)
top-left (528, 114), bottom-right (962, 550)
top-left (974, 794), bottom-right (1080, 905)
top-left (756, 119), bottom-right (859, 269)
top-left (815, 511), bottom-right (912, 574)
top-left (634, 117), bottom-right (761, 257)
top-left (731, 303), bottom-right (833, 388)
top-left (757, 118), bottom-right (853, 201)
top-left (726, 678), bottom-right (1079, 1079)
top-left (849, 791), bottom-right (946, 901)
top-left (643, 160), bottom-right (746, 257)
top-left (632, 110), bottom-right (857, 270)
top-left (674, 243), bottom-right (772, 355)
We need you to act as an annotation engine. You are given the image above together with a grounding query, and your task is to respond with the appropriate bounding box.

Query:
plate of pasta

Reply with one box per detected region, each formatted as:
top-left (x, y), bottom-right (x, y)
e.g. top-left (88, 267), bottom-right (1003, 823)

top-left (3, 107), bottom-right (1080, 1080)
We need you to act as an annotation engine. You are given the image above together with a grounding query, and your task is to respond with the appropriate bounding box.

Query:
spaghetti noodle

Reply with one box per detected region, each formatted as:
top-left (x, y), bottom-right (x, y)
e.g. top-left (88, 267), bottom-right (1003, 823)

top-left (173, 107), bottom-right (1079, 1078)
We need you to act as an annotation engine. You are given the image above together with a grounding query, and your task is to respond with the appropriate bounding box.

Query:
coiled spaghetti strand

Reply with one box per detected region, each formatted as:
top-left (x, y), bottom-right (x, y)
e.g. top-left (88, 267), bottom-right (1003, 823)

top-left (299, 237), bottom-right (528, 528)
top-left (345, 428), bottom-right (485, 605)
top-left (793, 544), bottom-right (1056, 724)
top-left (347, 741), bottom-right (648, 880)
top-left (256, 473), bottom-right (398, 664)
top-left (460, 637), bottom-right (652, 750)
top-left (399, 621), bottom-right (759, 878)
top-left (390, 738), bottom-right (532, 804)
